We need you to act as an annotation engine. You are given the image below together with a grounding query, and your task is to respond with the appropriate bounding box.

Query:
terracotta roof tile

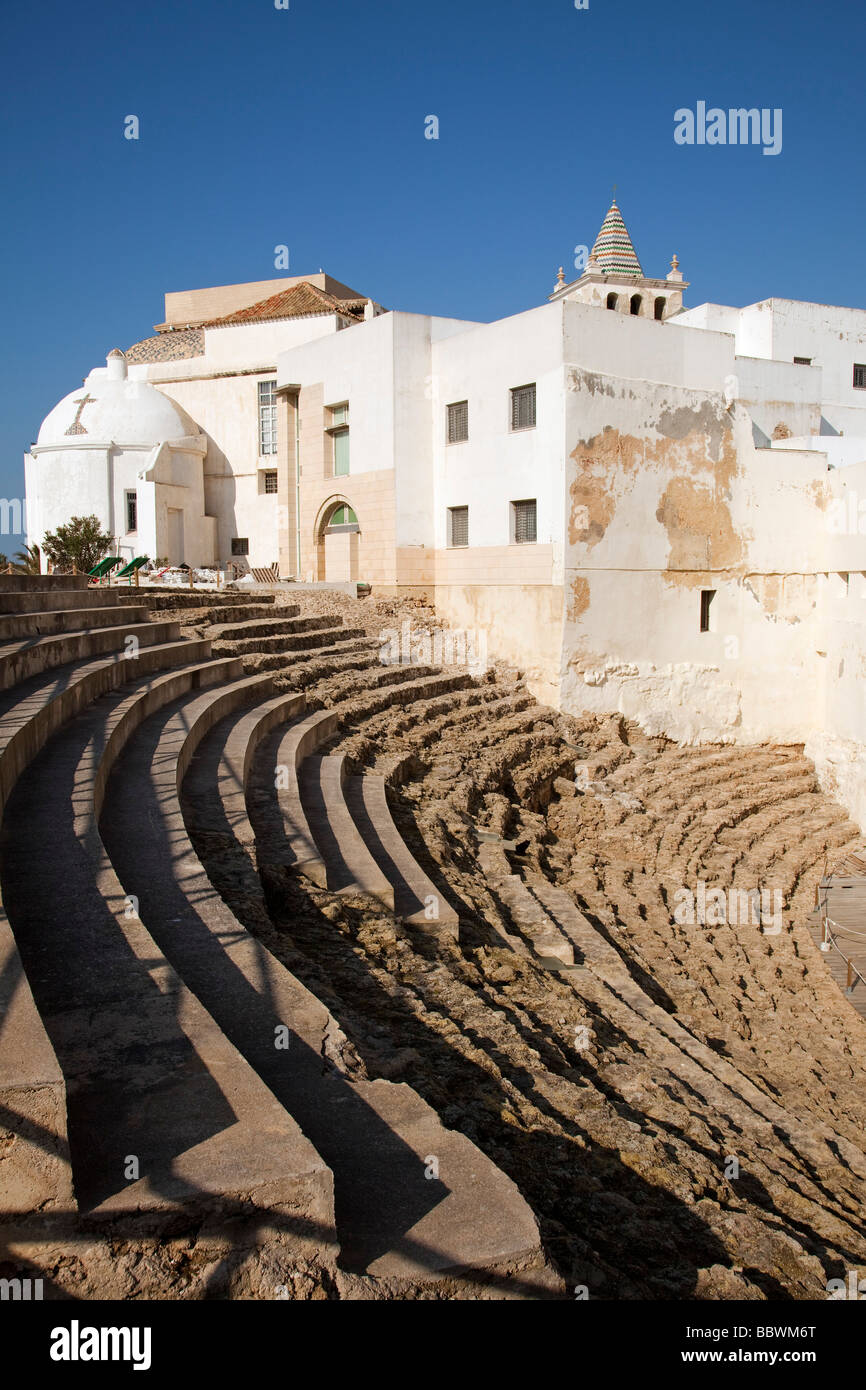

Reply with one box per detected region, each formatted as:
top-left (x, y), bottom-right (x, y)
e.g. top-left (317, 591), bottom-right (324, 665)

top-left (124, 327), bottom-right (205, 363)
top-left (203, 281), bottom-right (370, 327)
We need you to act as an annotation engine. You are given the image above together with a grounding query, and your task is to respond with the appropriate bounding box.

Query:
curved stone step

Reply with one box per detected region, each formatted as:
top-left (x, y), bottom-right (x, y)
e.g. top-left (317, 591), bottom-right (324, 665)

top-left (259, 709), bottom-right (342, 885)
top-left (0, 638), bottom-right (212, 810)
top-left (213, 625), bottom-right (366, 659)
top-left (182, 689), bottom-right (307, 851)
top-left (1, 661), bottom-right (331, 1230)
top-left (207, 613), bottom-right (340, 643)
top-left (0, 605), bottom-right (149, 642)
top-left (345, 775), bottom-right (459, 937)
top-left (478, 843), bottom-right (574, 967)
top-left (300, 756), bottom-right (394, 910)
top-left (99, 684), bottom-right (547, 1283)
top-left (0, 620), bottom-right (181, 691)
top-left (0, 587), bottom-right (143, 615)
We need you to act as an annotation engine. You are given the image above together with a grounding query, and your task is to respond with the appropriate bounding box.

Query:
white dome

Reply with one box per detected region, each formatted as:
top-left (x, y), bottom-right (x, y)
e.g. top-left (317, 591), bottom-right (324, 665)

top-left (36, 352), bottom-right (200, 448)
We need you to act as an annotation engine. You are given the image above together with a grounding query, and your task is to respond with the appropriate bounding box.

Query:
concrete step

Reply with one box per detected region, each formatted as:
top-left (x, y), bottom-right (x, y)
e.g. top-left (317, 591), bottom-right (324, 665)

top-left (0, 621), bottom-right (182, 692)
top-left (181, 689), bottom-right (307, 847)
top-left (99, 682), bottom-right (547, 1282)
top-left (0, 587), bottom-right (145, 614)
top-left (345, 775), bottom-right (459, 938)
top-left (300, 755), bottom-right (395, 910)
top-left (477, 844), bottom-right (574, 967)
top-left (0, 638), bottom-right (212, 823)
top-left (212, 625), bottom-right (365, 658)
top-left (1, 662), bottom-right (331, 1234)
top-left (0, 605), bottom-right (149, 642)
top-left (253, 709), bottom-right (341, 885)
top-left (138, 591), bottom-right (277, 613)
top-left (208, 614), bottom-right (342, 642)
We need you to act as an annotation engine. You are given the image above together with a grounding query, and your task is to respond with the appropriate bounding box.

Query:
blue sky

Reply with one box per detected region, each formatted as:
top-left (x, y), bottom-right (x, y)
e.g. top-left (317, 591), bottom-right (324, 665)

top-left (1, 0), bottom-right (862, 551)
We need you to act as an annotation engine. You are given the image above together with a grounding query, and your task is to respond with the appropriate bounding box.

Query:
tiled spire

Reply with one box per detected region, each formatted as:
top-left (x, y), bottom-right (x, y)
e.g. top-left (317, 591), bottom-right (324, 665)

top-left (588, 198), bottom-right (644, 277)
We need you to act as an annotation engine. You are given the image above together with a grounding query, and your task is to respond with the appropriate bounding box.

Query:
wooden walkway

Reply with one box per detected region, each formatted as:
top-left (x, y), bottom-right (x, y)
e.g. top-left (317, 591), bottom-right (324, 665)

top-left (807, 848), bottom-right (866, 1023)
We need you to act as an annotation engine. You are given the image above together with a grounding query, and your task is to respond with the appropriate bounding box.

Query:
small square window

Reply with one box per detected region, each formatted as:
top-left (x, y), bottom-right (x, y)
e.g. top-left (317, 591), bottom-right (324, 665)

top-left (231, 537), bottom-right (249, 556)
top-left (511, 498), bottom-right (537, 544)
top-left (854, 364), bottom-right (866, 389)
top-left (510, 383), bottom-right (536, 431)
top-left (448, 505), bottom-right (468, 548)
top-left (264, 471), bottom-right (278, 494)
top-left (125, 490), bottom-right (137, 533)
top-left (447, 400), bottom-right (469, 444)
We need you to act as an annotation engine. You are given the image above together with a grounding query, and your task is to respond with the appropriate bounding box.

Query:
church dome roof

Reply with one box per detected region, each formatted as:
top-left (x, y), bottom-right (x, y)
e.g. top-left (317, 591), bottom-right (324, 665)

top-left (36, 351), bottom-right (200, 448)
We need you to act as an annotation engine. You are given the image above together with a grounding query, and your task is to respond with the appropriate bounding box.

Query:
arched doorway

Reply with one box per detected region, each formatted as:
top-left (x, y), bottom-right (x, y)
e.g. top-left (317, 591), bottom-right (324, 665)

top-left (315, 497), bottom-right (360, 581)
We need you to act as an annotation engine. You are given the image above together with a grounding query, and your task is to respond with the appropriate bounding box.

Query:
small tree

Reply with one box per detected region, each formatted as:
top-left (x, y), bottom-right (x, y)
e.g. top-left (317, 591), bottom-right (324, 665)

top-left (41, 516), bottom-right (113, 574)
top-left (13, 543), bottom-right (41, 575)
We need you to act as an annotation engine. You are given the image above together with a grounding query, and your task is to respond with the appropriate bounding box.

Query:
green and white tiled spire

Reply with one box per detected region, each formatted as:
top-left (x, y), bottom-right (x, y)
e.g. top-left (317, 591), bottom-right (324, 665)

top-left (588, 199), bottom-right (644, 277)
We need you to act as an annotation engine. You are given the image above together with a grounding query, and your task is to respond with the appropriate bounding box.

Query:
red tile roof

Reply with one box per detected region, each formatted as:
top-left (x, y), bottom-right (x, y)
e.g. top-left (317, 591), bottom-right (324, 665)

top-left (203, 281), bottom-right (369, 327)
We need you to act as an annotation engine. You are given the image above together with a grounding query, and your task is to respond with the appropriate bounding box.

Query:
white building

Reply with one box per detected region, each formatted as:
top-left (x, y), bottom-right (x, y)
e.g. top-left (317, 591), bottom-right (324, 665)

top-left (25, 201), bottom-right (866, 828)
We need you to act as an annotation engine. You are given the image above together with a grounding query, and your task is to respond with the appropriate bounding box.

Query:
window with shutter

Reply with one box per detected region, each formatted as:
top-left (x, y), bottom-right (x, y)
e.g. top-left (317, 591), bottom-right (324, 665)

top-left (333, 429), bottom-right (350, 475)
top-left (448, 505), bottom-right (469, 548)
top-left (258, 380), bottom-right (277, 455)
top-left (447, 400), bottom-right (469, 443)
top-left (510, 383), bottom-right (536, 431)
top-left (854, 364), bottom-right (866, 389)
top-left (511, 499), bottom-right (537, 544)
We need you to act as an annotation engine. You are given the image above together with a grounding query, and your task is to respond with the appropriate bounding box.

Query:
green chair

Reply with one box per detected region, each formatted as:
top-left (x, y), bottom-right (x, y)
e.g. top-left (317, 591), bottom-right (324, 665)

top-left (114, 556), bottom-right (149, 586)
top-left (87, 556), bottom-right (123, 585)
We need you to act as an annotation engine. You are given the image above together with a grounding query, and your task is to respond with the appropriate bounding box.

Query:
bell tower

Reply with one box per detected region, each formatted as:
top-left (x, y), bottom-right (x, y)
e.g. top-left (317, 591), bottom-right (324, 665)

top-left (549, 196), bottom-right (688, 321)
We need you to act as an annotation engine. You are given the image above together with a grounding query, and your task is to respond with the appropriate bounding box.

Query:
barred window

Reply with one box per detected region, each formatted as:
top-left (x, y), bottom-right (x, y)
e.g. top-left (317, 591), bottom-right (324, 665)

top-left (125, 490), bottom-right (137, 532)
top-left (447, 400), bottom-right (468, 444)
top-left (448, 505), bottom-right (469, 548)
top-left (258, 380), bottom-right (277, 454)
top-left (510, 383), bottom-right (536, 431)
top-left (854, 364), bottom-right (866, 389)
top-left (264, 470), bottom-right (278, 494)
top-left (511, 498), bottom-right (537, 544)
top-left (231, 537), bottom-right (249, 556)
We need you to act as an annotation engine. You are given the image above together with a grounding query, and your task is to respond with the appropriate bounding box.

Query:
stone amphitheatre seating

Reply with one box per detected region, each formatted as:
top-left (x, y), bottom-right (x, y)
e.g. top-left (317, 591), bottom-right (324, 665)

top-left (0, 574), bottom-right (553, 1295)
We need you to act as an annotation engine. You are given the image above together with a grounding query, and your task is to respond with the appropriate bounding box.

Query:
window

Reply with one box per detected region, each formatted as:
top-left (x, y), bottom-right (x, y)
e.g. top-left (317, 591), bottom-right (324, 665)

top-left (511, 498), bottom-right (537, 544)
top-left (327, 402), bottom-right (349, 476)
top-left (258, 380), bottom-right (277, 455)
top-left (654, 297), bottom-right (666, 321)
top-left (231, 537), bottom-right (249, 556)
top-left (448, 505), bottom-right (469, 548)
top-left (606, 293), bottom-right (618, 310)
top-left (329, 505), bottom-right (358, 526)
top-left (264, 470), bottom-right (278, 494)
top-left (125, 490), bottom-right (137, 532)
top-left (510, 383), bottom-right (536, 431)
top-left (793, 356), bottom-right (812, 366)
top-left (854, 364), bottom-right (866, 389)
top-left (700, 589), bottom-right (716, 632)
top-left (333, 429), bottom-right (350, 476)
top-left (447, 400), bottom-right (469, 444)
top-left (630, 294), bottom-right (642, 316)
